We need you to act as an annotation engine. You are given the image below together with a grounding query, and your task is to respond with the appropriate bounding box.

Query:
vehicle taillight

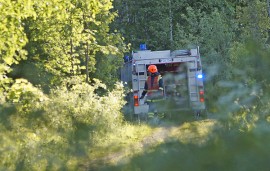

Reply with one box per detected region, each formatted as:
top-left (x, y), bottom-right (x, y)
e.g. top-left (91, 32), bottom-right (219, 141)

top-left (199, 90), bottom-right (204, 95)
top-left (134, 95), bottom-right (139, 106)
top-left (199, 90), bottom-right (204, 102)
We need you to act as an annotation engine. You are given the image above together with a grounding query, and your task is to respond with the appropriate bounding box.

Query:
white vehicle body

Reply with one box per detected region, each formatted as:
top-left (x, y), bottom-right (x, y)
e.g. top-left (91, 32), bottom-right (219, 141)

top-left (121, 47), bottom-right (205, 115)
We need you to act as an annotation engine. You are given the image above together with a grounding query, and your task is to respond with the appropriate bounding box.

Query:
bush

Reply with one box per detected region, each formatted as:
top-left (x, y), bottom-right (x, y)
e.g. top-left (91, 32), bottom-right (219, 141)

top-left (0, 76), bottom-right (126, 170)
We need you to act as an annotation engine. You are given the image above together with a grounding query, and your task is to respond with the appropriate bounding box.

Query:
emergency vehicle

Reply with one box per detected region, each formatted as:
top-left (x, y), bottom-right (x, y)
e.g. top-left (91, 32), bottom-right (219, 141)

top-left (121, 45), bottom-right (206, 117)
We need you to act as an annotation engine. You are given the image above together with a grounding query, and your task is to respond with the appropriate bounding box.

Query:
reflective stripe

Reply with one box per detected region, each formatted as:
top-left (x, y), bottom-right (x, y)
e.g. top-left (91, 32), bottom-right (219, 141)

top-left (148, 112), bottom-right (155, 118)
top-left (147, 89), bottom-right (159, 92)
top-left (158, 113), bottom-right (165, 118)
top-left (146, 99), bottom-right (165, 103)
top-left (148, 112), bottom-right (164, 118)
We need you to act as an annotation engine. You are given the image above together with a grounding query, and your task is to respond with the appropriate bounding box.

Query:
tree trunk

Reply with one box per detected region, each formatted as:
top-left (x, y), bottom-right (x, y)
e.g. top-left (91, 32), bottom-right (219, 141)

top-left (85, 42), bottom-right (89, 83)
top-left (169, 0), bottom-right (173, 46)
top-left (267, 0), bottom-right (270, 17)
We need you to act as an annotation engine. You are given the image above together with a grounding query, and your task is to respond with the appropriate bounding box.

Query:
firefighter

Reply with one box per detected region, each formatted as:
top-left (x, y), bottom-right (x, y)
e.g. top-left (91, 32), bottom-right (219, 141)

top-left (140, 65), bottom-right (164, 100)
top-left (140, 65), bottom-right (165, 121)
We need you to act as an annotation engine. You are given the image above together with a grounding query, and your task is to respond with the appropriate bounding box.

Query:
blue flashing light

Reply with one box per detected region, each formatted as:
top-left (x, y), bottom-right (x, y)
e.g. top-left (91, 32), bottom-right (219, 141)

top-left (140, 44), bottom-right (147, 50)
top-left (197, 74), bottom-right (203, 79)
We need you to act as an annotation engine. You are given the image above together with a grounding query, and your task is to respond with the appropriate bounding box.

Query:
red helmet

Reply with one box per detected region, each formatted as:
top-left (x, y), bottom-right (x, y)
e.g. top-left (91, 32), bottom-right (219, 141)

top-left (148, 65), bottom-right (158, 73)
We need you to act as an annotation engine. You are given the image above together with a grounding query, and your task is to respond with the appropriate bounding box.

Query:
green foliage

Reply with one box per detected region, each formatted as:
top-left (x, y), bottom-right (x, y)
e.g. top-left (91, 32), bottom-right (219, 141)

top-left (46, 77), bottom-right (125, 132)
top-left (91, 52), bottom-right (124, 88)
top-left (22, 0), bottom-right (85, 79)
top-left (113, 0), bottom-right (172, 50)
top-left (0, 0), bottom-right (35, 95)
top-left (113, 0), bottom-right (235, 50)
top-left (6, 78), bottom-right (47, 113)
top-left (0, 0), bottom-right (126, 96)
top-left (0, 0), bottom-right (128, 169)
top-left (235, 0), bottom-right (270, 43)
top-left (0, 0), bottom-right (34, 66)
top-left (220, 41), bottom-right (270, 129)
top-left (0, 77), bottom-right (127, 170)
top-left (102, 127), bottom-right (270, 171)
top-left (1, 0), bottom-right (270, 170)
